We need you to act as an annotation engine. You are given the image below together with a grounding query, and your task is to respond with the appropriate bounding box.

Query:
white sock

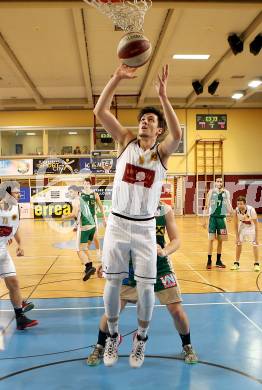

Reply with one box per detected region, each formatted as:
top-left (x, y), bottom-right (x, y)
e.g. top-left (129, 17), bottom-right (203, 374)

top-left (137, 325), bottom-right (149, 340)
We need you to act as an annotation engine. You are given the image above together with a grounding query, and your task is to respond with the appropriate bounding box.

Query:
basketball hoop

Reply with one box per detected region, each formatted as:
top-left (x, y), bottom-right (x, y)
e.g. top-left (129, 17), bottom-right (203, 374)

top-left (83, 0), bottom-right (152, 32)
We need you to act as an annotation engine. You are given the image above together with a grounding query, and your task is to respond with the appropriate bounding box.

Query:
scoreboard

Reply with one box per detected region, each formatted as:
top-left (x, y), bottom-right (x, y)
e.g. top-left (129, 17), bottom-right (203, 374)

top-left (196, 114), bottom-right (227, 130)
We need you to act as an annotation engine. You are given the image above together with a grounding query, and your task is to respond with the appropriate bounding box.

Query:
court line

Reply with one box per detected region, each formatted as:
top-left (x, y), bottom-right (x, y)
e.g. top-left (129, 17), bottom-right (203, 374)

top-left (1, 301), bottom-right (262, 312)
top-left (186, 263), bottom-right (262, 333)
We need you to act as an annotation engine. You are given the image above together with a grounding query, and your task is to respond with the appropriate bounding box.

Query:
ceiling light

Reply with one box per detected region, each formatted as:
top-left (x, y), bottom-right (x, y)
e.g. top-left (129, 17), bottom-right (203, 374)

top-left (68, 131), bottom-right (78, 135)
top-left (192, 80), bottom-right (203, 95)
top-left (248, 79), bottom-right (262, 88)
top-left (250, 34), bottom-right (262, 55)
top-left (232, 92), bottom-right (244, 100)
top-left (26, 132), bottom-right (36, 136)
top-left (228, 34), bottom-right (244, 55)
top-left (173, 54), bottom-right (210, 60)
top-left (208, 80), bottom-right (219, 95)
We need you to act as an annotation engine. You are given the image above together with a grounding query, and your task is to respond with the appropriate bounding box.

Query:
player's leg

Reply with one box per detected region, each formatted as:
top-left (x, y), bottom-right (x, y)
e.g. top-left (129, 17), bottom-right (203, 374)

top-left (4, 276), bottom-right (38, 330)
top-left (77, 228), bottom-right (96, 281)
top-left (87, 298), bottom-right (128, 366)
top-left (253, 242), bottom-right (260, 272)
top-left (102, 214), bottom-right (130, 366)
top-left (166, 302), bottom-right (198, 363)
top-left (216, 217), bottom-right (227, 268)
top-left (206, 216), bottom-right (215, 269)
top-left (130, 220), bottom-right (157, 368)
top-left (156, 270), bottom-right (198, 364)
top-left (231, 242), bottom-right (242, 270)
top-left (93, 231), bottom-right (101, 259)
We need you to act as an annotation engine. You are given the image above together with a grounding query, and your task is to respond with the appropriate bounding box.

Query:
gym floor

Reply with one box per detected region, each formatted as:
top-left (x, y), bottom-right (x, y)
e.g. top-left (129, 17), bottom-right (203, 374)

top-left (0, 218), bottom-right (261, 388)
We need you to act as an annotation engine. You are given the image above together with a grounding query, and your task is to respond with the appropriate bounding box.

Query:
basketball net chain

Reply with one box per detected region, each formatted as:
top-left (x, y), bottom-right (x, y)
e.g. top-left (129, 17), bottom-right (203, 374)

top-left (83, 0), bottom-right (152, 32)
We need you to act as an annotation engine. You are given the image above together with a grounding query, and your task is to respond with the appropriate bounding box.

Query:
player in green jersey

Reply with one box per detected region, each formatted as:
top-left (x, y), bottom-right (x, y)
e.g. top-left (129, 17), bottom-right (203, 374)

top-left (68, 178), bottom-right (106, 281)
top-left (87, 202), bottom-right (198, 366)
top-left (203, 177), bottom-right (233, 269)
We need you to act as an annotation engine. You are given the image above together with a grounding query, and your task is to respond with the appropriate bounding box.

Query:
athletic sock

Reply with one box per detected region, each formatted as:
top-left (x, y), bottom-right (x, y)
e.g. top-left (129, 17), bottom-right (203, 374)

top-left (179, 332), bottom-right (191, 347)
top-left (14, 307), bottom-right (23, 319)
top-left (137, 325), bottom-right (149, 340)
top-left (207, 255), bottom-right (212, 264)
top-left (107, 320), bottom-right (118, 336)
top-left (97, 329), bottom-right (108, 348)
top-left (216, 254), bottom-right (222, 263)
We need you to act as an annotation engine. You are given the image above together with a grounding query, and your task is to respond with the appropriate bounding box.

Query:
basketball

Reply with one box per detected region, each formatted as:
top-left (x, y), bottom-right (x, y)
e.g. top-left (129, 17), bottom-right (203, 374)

top-left (117, 32), bottom-right (152, 68)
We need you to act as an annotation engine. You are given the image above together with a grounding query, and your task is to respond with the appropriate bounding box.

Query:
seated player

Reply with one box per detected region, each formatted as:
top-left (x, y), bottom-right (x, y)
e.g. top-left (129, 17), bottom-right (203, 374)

top-left (87, 202), bottom-right (198, 367)
top-left (231, 196), bottom-right (260, 271)
top-left (0, 181), bottom-right (38, 330)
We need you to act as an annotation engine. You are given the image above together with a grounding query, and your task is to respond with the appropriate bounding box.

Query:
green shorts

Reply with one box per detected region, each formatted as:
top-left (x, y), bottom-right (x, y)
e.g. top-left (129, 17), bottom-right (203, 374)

top-left (80, 227), bottom-right (96, 244)
top-left (208, 215), bottom-right (227, 239)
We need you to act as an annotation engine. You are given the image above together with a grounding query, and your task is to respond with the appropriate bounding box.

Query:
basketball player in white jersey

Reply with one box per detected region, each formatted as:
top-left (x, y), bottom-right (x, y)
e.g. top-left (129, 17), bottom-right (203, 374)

top-left (0, 181), bottom-right (38, 330)
top-left (231, 195), bottom-right (260, 271)
top-left (94, 64), bottom-right (182, 367)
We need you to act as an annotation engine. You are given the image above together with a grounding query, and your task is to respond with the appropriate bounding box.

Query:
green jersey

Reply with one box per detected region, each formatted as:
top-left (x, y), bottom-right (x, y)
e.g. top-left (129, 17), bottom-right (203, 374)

top-left (79, 192), bottom-right (96, 227)
top-left (209, 189), bottom-right (230, 217)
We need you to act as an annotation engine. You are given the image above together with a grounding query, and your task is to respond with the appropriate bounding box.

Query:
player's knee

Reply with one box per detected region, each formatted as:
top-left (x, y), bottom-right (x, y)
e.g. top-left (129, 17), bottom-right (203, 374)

top-left (168, 303), bottom-right (184, 320)
top-left (5, 277), bottom-right (19, 292)
top-left (136, 282), bottom-right (155, 322)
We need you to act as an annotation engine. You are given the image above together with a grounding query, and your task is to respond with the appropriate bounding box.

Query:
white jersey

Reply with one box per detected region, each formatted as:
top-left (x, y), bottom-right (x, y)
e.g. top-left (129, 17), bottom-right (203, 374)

top-left (0, 204), bottom-right (20, 248)
top-left (112, 139), bottom-right (167, 218)
top-left (236, 205), bottom-right (257, 230)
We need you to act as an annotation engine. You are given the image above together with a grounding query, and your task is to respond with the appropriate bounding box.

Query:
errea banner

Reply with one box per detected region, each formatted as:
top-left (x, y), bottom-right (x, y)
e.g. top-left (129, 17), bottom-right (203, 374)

top-left (33, 202), bottom-right (72, 219)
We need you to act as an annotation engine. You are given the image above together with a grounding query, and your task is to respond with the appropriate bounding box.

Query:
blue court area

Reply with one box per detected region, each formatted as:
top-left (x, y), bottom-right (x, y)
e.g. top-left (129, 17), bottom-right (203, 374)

top-left (0, 292), bottom-right (262, 389)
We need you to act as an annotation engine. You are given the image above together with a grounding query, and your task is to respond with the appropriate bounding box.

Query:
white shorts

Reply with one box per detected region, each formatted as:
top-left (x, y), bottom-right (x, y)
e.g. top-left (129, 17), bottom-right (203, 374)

top-left (239, 227), bottom-right (256, 243)
top-left (0, 247), bottom-right (16, 279)
top-left (102, 213), bottom-right (157, 284)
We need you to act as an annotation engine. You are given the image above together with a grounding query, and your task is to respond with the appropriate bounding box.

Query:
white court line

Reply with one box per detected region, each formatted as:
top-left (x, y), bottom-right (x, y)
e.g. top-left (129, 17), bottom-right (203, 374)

top-left (186, 263), bottom-right (262, 334)
top-left (1, 301), bottom-right (262, 312)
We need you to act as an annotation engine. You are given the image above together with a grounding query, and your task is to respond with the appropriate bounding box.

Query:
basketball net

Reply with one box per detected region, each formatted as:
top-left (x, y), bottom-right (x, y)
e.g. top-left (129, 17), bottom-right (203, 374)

top-left (83, 0), bottom-right (152, 32)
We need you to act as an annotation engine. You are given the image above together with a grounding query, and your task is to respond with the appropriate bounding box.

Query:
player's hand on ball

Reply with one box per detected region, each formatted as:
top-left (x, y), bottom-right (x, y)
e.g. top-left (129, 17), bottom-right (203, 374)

top-left (114, 64), bottom-right (137, 80)
top-left (97, 265), bottom-right (103, 278)
top-left (16, 247), bottom-right (24, 257)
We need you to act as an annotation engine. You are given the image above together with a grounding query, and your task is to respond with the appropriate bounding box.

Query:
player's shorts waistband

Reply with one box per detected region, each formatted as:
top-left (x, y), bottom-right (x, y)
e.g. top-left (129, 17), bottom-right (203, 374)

top-left (111, 212), bottom-right (155, 222)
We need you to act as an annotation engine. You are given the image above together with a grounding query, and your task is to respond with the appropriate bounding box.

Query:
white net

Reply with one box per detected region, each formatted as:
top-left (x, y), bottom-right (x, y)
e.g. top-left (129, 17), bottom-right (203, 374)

top-left (83, 0), bottom-right (152, 32)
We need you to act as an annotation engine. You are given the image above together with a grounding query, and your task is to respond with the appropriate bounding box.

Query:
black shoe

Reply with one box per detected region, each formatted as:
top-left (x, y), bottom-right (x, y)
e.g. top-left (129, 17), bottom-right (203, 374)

top-left (22, 300), bottom-right (34, 313)
top-left (83, 266), bottom-right (96, 281)
top-left (216, 261), bottom-right (226, 268)
top-left (16, 314), bottom-right (38, 330)
top-left (206, 262), bottom-right (212, 270)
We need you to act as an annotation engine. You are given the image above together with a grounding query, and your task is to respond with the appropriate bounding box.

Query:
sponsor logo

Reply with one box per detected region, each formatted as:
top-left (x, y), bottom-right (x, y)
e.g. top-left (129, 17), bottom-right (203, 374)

top-left (160, 273), bottom-right (177, 289)
top-left (34, 203), bottom-right (72, 219)
top-left (122, 163), bottom-right (155, 189)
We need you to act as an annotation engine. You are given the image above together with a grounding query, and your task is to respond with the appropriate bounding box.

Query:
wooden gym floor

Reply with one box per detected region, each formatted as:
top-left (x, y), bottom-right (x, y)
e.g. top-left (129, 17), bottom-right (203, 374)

top-left (1, 216), bottom-right (261, 300)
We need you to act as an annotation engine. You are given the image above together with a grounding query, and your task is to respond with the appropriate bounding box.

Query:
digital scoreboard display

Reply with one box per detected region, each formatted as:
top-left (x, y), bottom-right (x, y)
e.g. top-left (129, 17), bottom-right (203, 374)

top-left (196, 114), bottom-right (227, 130)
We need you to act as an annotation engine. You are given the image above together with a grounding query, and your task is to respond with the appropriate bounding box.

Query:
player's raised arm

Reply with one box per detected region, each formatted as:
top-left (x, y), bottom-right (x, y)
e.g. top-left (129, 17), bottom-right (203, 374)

top-left (157, 65), bottom-right (182, 164)
top-left (94, 64), bottom-right (136, 147)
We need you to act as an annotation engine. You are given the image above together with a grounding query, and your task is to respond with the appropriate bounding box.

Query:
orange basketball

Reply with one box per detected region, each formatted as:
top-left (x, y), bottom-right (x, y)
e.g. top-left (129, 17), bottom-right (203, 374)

top-left (117, 32), bottom-right (152, 68)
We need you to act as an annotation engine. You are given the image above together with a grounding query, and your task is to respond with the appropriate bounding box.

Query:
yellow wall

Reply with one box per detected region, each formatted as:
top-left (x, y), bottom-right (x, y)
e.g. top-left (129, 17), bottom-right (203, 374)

top-left (0, 108), bottom-right (262, 174)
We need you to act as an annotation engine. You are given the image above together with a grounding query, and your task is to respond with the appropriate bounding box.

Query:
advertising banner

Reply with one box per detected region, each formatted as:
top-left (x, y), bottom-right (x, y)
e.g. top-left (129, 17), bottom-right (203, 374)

top-left (0, 159), bottom-right (33, 176)
top-left (79, 158), bottom-right (116, 174)
top-left (33, 158), bottom-right (80, 175)
top-left (33, 202), bottom-right (72, 219)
